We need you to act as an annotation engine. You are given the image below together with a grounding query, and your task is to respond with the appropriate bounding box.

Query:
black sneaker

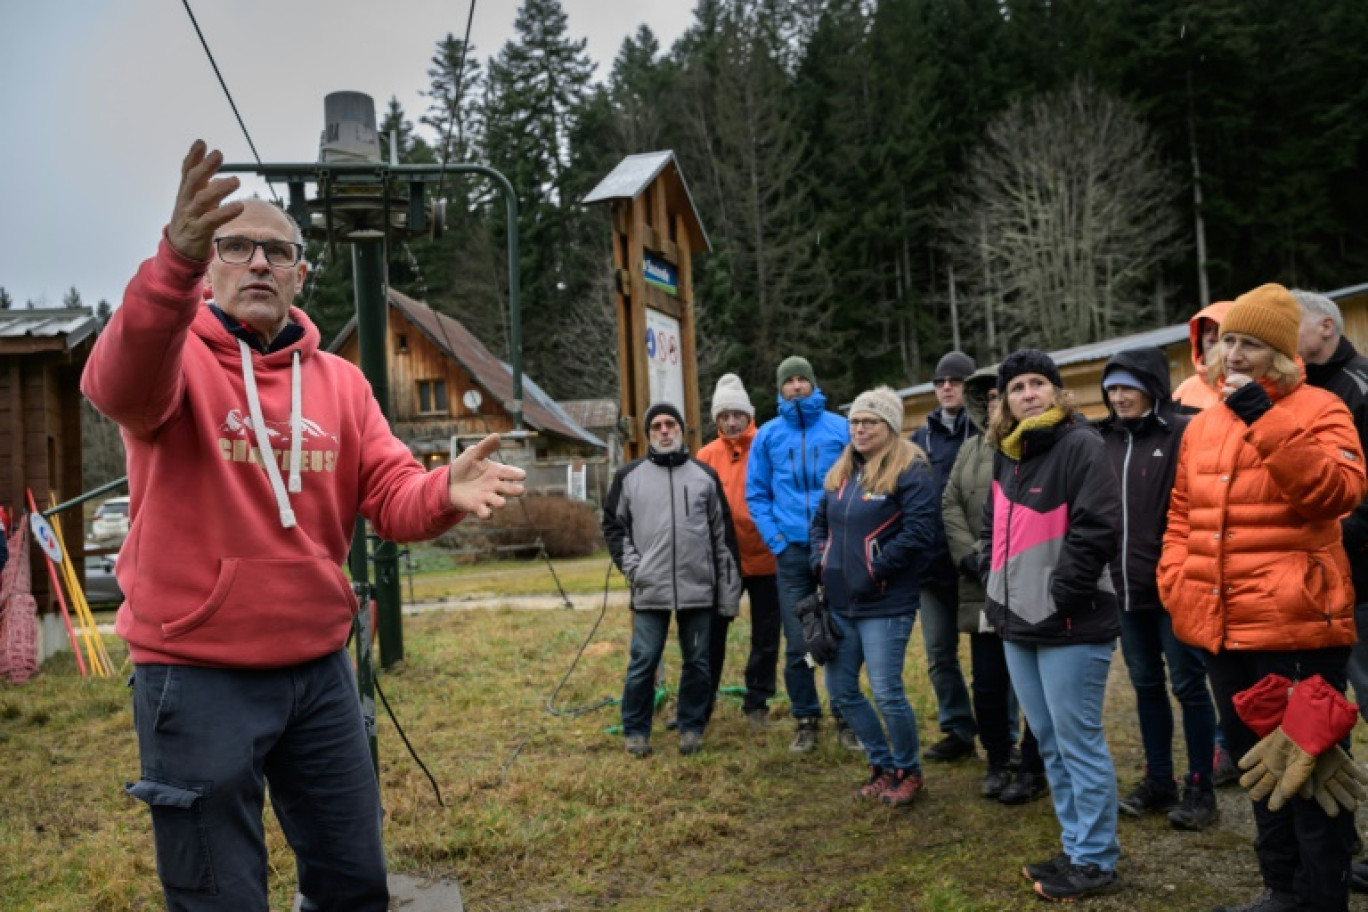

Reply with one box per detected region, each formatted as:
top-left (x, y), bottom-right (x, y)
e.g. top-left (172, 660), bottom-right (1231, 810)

top-left (999, 770), bottom-right (1048, 805)
top-left (982, 766), bottom-right (1012, 800)
top-left (924, 732), bottom-right (976, 762)
top-left (1021, 852), bottom-right (1070, 883)
top-left (1117, 776), bottom-right (1179, 817)
top-left (835, 718), bottom-right (864, 752)
top-left (1210, 888), bottom-right (1297, 912)
top-left (1032, 863), bottom-right (1118, 902)
top-left (1168, 782), bottom-right (1217, 831)
top-left (790, 717), bottom-right (819, 754)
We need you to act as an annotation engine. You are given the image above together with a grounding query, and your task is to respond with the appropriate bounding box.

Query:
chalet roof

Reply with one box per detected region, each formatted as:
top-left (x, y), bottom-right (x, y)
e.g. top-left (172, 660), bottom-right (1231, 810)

top-left (583, 151), bottom-right (711, 253)
top-left (559, 398), bottom-right (620, 430)
top-left (329, 291), bottom-right (605, 449)
top-left (0, 307), bottom-right (98, 352)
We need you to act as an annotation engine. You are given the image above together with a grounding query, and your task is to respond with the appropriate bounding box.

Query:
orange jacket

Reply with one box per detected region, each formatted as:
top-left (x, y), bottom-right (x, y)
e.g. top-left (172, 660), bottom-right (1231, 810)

top-left (1159, 373), bottom-right (1365, 653)
top-left (1171, 300), bottom-right (1233, 411)
top-left (697, 426), bottom-right (778, 578)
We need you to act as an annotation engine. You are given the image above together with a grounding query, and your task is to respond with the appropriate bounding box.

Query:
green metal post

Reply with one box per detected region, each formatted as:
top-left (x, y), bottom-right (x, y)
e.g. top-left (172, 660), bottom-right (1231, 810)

top-left (350, 519), bottom-right (378, 775)
top-left (351, 232), bottom-right (404, 669)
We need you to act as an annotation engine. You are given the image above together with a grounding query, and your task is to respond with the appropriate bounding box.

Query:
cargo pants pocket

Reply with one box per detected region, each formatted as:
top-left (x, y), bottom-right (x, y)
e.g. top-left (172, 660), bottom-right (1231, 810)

top-left (125, 778), bottom-right (217, 894)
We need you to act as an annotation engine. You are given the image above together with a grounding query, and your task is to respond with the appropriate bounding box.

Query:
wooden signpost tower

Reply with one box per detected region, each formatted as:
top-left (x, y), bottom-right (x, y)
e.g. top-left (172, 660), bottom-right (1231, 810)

top-left (584, 152), bottom-right (710, 460)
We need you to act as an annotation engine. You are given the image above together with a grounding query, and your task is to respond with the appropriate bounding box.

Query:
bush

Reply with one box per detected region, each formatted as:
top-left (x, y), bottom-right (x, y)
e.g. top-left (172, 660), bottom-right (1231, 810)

top-left (438, 494), bottom-right (603, 561)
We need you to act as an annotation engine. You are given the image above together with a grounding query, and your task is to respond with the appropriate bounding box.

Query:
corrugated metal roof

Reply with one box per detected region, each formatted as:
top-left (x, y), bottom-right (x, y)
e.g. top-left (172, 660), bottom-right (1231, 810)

top-left (330, 292), bottom-right (605, 449)
top-left (0, 307), bottom-right (98, 348)
top-left (582, 151), bottom-right (711, 252)
top-left (559, 398), bottom-right (620, 429)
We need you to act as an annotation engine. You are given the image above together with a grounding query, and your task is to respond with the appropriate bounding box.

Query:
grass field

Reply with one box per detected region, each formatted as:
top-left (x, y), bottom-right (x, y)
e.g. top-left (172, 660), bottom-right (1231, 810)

top-left (3, 552), bottom-right (1366, 910)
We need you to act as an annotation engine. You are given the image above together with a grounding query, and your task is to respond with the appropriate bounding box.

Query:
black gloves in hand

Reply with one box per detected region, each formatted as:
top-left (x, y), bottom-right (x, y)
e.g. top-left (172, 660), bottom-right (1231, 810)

top-left (958, 553), bottom-right (980, 581)
top-left (1225, 381), bottom-right (1273, 425)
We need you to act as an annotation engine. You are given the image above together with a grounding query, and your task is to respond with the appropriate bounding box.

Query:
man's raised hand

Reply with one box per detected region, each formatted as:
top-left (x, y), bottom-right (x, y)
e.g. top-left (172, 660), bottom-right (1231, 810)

top-left (167, 140), bottom-right (244, 262)
top-left (448, 434), bottom-right (527, 519)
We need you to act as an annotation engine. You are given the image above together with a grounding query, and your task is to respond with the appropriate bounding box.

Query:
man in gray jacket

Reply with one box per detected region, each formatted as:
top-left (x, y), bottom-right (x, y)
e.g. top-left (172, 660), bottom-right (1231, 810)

top-left (603, 402), bottom-right (742, 758)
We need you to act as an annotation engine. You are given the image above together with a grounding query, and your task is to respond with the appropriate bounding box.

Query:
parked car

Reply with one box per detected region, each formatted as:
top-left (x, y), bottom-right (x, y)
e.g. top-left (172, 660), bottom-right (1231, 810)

top-left (84, 553), bottom-right (123, 606)
top-left (91, 496), bottom-right (130, 540)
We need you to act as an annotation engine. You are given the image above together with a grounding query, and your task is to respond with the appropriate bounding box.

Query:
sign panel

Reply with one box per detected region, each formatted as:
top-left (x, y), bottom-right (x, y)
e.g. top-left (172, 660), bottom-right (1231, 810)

top-left (30, 513), bottom-right (63, 563)
top-left (644, 308), bottom-right (685, 414)
top-left (643, 253), bottom-right (678, 296)
top-left (566, 462), bottom-right (587, 501)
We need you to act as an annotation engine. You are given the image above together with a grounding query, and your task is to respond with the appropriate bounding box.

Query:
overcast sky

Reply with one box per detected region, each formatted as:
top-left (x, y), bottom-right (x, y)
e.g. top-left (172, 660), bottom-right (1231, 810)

top-left (0, 0), bottom-right (693, 310)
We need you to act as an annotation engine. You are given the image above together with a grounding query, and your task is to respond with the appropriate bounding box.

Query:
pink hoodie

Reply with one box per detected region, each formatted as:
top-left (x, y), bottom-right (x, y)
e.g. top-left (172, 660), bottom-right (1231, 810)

top-left (82, 236), bottom-right (463, 668)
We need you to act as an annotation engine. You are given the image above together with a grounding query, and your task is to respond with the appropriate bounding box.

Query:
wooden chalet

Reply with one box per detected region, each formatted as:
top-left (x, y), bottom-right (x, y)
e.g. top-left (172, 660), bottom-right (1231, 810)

top-left (328, 291), bottom-right (606, 470)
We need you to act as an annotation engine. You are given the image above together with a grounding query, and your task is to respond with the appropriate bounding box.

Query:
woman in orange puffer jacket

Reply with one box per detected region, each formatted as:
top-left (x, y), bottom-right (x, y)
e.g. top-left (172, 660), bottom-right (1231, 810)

top-left (1159, 283), bottom-right (1364, 912)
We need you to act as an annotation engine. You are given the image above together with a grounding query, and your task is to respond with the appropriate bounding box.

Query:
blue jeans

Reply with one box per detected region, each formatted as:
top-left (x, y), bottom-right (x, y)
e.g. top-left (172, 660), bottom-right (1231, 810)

top-left (826, 611), bottom-right (921, 773)
top-left (919, 584), bottom-right (976, 740)
top-left (622, 608), bottom-right (712, 737)
top-left (1005, 640), bottom-right (1120, 870)
top-left (127, 651), bottom-right (387, 912)
top-left (776, 544), bottom-right (824, 719)
top-left (1118, 608), bottom-right (1217, 783)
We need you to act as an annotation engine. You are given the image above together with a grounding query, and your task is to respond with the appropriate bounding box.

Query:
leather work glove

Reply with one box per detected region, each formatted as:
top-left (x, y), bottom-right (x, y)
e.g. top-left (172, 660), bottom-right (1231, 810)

top-left (1296, 746), bottom-right (1368, 817)
top-left (1239, 675), bottom-right (1359, 811)
top-left (1238, 729), bottom-right (1297, 804)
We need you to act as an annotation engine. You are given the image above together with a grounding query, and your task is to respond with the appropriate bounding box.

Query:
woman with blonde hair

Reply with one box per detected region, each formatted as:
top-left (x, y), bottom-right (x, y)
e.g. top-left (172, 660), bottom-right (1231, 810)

top-left (810, 386), bottom-right (938, 806)
top-left (979, 349), bottom-right (1123, 902)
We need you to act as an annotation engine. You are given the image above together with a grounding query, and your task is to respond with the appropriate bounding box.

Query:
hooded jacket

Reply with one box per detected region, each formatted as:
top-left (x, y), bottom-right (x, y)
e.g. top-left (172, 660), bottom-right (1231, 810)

top-left (810, 451), bottom-right (938, 619)
top-left (941, 377), bottom-right (995, 632)
top-left (696, 424), bottom-right (777, 577)
top-left (602, 447), bottom-right (742, 614)
top-left (909, 407), bottom-right (977, 590)
top-left (1172, 301), bottom-right (1233, 411)
top-left (980, 418), bottom-right (1121, 645)
top-left (746, 390), bottom-right (849, 554)
top-left (1159, 368), bottom-right (1365, 653)
top-left (1304, 335), bottom-right (1368, 599)
top-left (1096, 347), bottom-right (1190, 613)
top-left (81, 236), bottom-right (464, 669)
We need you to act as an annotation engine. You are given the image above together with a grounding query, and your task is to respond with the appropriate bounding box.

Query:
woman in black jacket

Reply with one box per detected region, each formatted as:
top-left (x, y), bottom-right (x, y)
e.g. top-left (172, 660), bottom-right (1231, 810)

top-left (979, 350), bottom-right (1122, 902)
top-left (811, 387), bottom-right (937, 807)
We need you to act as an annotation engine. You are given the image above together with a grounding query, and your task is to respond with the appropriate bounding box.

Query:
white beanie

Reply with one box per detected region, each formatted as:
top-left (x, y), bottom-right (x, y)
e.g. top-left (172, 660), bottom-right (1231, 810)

top-left (710, 373), bottom-right (754, 420)
top-left (849, 386), bottom-right (905, 433)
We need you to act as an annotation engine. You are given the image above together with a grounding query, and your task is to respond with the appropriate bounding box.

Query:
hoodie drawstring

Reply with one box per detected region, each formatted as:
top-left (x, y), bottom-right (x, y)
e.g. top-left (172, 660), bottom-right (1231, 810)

top-left (237, 339), bottom-right (299, 529)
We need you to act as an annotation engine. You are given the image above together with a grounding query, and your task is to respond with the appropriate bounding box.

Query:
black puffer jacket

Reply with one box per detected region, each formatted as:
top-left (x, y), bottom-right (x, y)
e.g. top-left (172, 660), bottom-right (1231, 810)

top-left (1095, 347), bottom-right (1190, 613)
top-left (1305, 335), bottom-right (1368, 601)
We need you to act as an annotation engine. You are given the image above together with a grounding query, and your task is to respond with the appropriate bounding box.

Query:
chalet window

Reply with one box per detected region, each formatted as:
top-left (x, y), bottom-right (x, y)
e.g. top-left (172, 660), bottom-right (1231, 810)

top-left (396, 334), bottom-right (409, 354)
top-left (417, 380), bottom-right (448, 416)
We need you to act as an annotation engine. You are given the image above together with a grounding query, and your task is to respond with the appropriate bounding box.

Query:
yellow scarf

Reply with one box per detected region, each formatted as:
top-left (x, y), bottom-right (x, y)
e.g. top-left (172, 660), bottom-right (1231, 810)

top-left (997, 406), bottom-right (1067, 461)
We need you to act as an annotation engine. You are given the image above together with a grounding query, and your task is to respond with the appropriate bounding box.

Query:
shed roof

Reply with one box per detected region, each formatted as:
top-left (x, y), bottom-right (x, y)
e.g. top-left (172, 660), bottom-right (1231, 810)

top-left (559, 398), bottom-right (620, 430)
top-left (329, 292), bottom-right (605, 449)
top-left (0, 307), bottom-right (98, 352)
top-left (582, 151), bottom-right (711, 252)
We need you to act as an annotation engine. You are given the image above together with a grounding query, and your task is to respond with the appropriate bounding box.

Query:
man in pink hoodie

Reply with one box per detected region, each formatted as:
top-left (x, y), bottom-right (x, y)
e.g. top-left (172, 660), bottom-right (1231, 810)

top-left (82, 142), bottom-right (525, 912)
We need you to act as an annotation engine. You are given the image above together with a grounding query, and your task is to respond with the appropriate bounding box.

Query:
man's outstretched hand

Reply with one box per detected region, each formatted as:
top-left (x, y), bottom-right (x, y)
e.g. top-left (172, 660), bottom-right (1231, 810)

top-left (448, 434), bottom-right (526, 519)
top-left (167, 140), bottom-right (243, 262)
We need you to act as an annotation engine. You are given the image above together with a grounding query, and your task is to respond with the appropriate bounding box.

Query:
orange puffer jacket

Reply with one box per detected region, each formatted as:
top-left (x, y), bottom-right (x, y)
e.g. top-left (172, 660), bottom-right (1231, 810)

top-left (697, 425), bottom-right (778, 578)
top-left (1159, 375), bottom-right (1366, 653)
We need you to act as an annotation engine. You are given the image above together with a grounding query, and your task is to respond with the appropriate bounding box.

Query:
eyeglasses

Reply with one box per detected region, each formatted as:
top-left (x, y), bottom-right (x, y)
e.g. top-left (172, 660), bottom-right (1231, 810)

top-left (849, 417), bottom-right (884, 429)
top-left (932, 377), bottom-right (964, 388)
top-left (214, 236), bottom-right (305, 268)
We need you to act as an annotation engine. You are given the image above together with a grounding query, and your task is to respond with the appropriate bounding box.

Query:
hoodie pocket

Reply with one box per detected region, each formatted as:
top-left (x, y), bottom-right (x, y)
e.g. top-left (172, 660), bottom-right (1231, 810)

top-left (161, 558), bottom-right (358, 666)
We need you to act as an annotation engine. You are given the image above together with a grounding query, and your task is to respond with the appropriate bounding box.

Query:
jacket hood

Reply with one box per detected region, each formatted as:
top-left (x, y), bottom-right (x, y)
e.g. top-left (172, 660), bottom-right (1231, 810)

top-left (1187, 300), bottom-right (1234, 373)
top-left (1099, 346), bottom-right (1176, 423)
top-left (963, 368), bottom-right (998, 431)
top-left (776, 387), bottom-right (829, 425)
top-left (717, 422), bottom-right (758, 456)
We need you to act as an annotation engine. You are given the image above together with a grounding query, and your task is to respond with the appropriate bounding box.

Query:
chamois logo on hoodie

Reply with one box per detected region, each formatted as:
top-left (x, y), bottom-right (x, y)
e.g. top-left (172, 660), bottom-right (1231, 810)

top-left (218, 409), bottom-right (340, 474)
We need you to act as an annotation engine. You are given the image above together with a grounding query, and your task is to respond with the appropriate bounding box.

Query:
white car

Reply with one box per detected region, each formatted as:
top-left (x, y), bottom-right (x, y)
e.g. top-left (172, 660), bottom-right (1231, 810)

top-left (91, 496), bottom-right (130, 540)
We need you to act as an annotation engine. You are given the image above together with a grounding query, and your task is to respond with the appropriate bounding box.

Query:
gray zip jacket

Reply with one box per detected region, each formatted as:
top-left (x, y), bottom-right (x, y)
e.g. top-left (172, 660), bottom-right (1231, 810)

top-left (603, 447), bottom-right (742, 615)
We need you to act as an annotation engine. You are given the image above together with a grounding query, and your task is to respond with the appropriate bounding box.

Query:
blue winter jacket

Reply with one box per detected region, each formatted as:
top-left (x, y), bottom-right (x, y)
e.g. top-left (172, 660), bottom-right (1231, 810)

top-left (810, 455), bottom-right (938, 618)
top-left (746, 389), bottom-right (850, 554)
top-left (909, 407), bottom-right (977, 589)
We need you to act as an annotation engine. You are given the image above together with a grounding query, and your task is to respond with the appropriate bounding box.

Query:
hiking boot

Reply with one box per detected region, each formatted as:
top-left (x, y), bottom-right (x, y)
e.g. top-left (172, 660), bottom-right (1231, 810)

top-left (998, 770), bottom-right (1048, 805)
top-left (745, 707), bottom-right (771, 731)
top-left (624, 735), bottom-right (652, 758)
top-left (924, 732), bottom-right (976, 762)
top-left (836, 718), bottom-right (864, 752)
top-left (1168, 781), bottom-right (1218, 831)
top-left (1021, 853), bottom-right (1071, 883)
top-left (790, 718), bottom-right (819, 753)
top-left (1117, 776), bottom-right (1179, 817)
top-left (880, 769), bottom-right (924, 807)
top-left (1210, 888), bottom-right (1297, 912)
top-left (981, 765), bottom-right (1012, 800)
top-left (679, 730), bottom-right (704, 756)
top-left (856, 765), bottom-right (896, 800)
top-left (1032, 863), bottom-right (1118, 902)
top-left (1008, 743), bottom-right (1023, 772)
top-left (1212, 743), bottom-right (1239, 788)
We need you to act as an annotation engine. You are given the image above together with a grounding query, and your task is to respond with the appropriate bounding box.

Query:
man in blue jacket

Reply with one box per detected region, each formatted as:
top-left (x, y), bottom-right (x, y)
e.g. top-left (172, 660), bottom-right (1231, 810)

top-left (909, 350), bottom-right (979, 761)
top-left (746, 356), bottom-right (851, 752)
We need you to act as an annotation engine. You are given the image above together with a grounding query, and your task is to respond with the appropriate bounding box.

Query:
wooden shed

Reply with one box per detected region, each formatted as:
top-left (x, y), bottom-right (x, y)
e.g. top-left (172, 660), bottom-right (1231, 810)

top-left (329, 290), bottom-right (605, 469)
top-left (0, 307), bottom-right (98, 611)
top-left (893, 283), bottom-right (1368, 429)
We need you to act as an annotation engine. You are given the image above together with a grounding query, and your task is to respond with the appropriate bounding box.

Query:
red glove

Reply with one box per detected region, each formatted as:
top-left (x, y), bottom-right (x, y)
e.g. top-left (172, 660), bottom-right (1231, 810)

top-left (1233, 674), bottom-right (1293, 738)
top-left (1282, 675), bottom-right (1358, 756)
